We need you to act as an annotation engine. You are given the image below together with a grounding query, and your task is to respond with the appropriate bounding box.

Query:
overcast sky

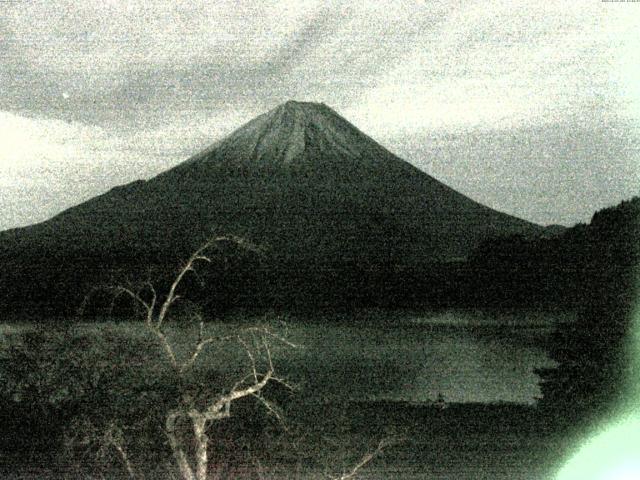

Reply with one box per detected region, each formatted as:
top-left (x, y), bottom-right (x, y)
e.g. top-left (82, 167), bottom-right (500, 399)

top-left (1, 0), bottom-right (639, 230)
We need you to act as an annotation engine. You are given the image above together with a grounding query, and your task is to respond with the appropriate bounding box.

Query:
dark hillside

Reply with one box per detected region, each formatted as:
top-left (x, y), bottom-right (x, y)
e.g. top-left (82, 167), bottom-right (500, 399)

top-left (0, 101), bottom-right (543, 315)
top-left (465, 196), bottom-right (639, 423)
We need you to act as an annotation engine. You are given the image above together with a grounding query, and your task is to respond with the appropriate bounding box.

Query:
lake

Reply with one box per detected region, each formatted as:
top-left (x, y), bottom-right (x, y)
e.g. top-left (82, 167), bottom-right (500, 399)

top-left (270, 309), bottom-right (570, 405)
top-left (0, 309), bottom-right (573, 479)
top-left (0, 308), bottom-right (570, 405)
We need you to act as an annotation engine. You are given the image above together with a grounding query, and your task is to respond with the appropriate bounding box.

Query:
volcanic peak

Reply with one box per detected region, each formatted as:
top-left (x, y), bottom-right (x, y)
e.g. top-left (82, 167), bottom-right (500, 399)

top-left (186, 100), bottom-right (377, 169)
top-left (259, 99), bottom-right (343, 135)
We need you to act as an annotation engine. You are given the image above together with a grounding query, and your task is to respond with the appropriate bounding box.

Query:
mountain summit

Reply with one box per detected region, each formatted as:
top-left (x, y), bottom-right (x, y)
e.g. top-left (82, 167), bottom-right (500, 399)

top-left (179, 100), bottom-right (406, 172)
top-left (0, 101), bottom-right (544, 311)
top-left (146, 100), bottom-right (543, 261)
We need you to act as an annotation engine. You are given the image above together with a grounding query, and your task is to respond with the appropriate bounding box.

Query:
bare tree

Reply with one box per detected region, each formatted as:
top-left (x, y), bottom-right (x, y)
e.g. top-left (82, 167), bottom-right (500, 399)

top-left (82, 235), bottom-right (295, 480)
top-left (65, 417), bottom-right (139, 480)
top-left (328, 438), bottom-right (393, 480)
top-left (78, 235), bottom-right (398, 480)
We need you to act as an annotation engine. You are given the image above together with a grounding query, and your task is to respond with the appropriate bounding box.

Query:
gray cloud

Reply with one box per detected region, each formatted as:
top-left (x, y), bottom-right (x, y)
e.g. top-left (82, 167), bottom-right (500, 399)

top-left (385, 115), bottom-right (640, 226)
top-left (0, 0), bottom-right (638, 230)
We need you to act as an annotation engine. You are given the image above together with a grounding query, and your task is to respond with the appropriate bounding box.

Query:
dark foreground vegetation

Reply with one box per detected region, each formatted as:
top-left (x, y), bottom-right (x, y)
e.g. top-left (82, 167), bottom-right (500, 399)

top-left (0, 197), bottom-right (636, 317)
top-left (0, 322), bottom-right (568, 479)
top-left (0, 196), bottom-right (637, 478)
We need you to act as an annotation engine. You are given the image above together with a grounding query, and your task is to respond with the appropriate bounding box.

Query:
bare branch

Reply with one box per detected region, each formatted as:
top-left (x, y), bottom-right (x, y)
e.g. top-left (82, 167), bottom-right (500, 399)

top-left (262, 327), bottom-right (300, 349)
top-left (106, 427), bottom-right (137, 480)
top-left (268, 374), bottom-right (297, 392)
top-left (79, 283), bottom-right (153, 320)
top-left (204, 369), bottom-right (274, 422)
top-left (79, 235), bottom-right (295, 480)
top-left (155, 235), bottom-right (243, 330)
top-left (165, 410), bottom-right (195, 480)
top-left (262, 335), bottom-right (274, 372)
top-left (180, 325), bottom-right (288, 377)
top-left (143, 280), bottom-right (158, 325)
top-left (197, 314), bottom-right (204, 343)
top-left (251, 392), bottom-right (289, 431)
top-left (238, 336), bottom-right (259, 382)
top-left (330, 438), bottom-right (393, 480)
top-left (179, 336), bottom-right (217, 375)
top-left (152, 328), bottom-right (179, 371)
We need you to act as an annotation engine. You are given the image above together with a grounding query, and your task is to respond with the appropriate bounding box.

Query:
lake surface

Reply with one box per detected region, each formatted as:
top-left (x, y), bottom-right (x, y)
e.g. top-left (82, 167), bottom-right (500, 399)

top-left (276, 309), bottom-right (569, 405)
top-left (1, 309), bottom-right (569, 405)
top-left (0, 310), bottom-right (569, 479)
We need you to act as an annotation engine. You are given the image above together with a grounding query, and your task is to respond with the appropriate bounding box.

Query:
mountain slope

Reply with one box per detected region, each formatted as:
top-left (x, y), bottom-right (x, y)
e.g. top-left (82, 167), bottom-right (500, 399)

top-left (3, 101), bottom-right (541, 260)
top-left (0, 100), bottom-right (545, 312)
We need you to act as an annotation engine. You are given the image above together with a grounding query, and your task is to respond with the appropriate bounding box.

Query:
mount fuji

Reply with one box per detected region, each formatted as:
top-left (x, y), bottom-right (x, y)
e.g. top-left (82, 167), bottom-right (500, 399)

top-left (0, 101), bottom-right (546, 311)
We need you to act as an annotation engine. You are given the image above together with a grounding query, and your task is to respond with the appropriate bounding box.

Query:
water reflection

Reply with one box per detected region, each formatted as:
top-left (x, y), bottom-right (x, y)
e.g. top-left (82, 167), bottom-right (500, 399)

top-left (282, 310), bottom-right (561, 404)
